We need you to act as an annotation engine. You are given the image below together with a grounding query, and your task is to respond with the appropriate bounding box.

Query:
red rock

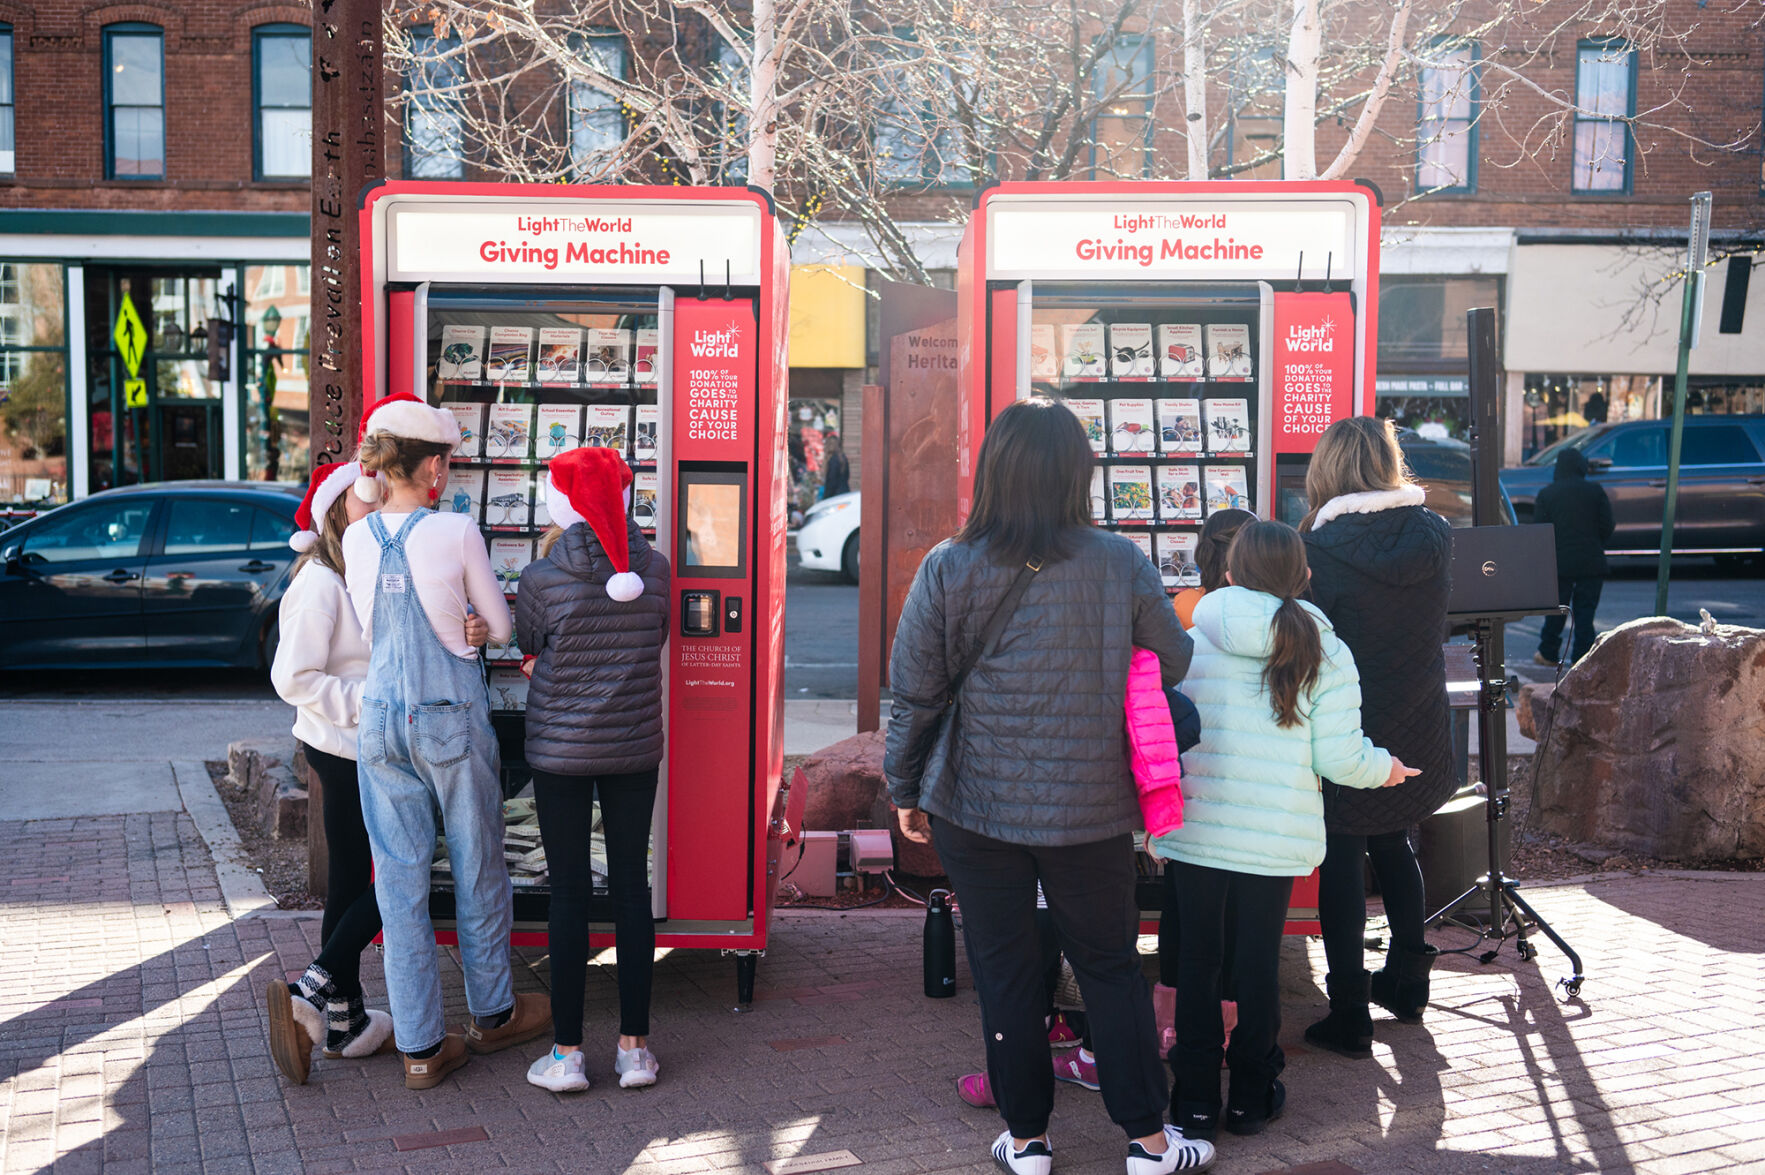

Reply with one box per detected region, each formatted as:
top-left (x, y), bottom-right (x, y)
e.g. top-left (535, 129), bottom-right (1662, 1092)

top-left (798, 730), bottom-right (887, 831)
top-left (1516, 682), bottom-right (1555, 741)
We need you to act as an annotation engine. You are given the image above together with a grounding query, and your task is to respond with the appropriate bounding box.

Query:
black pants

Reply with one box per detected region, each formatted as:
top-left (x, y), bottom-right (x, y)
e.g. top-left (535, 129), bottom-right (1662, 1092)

top-left (1538, 575), bottom-right (1604, 663)
top-left (531, 767), bottom-right (658, 1044)
top-left (304, 745), bottom-right (382, 1000)
top-left (1317, 829), bottom-right (1428, 984)
top-left (1167, 861), bottom-right (1292, 1115)
top-left (932, 818), bottom-right (1165, 1141)
top-left (1034, 909), bottom-right (1091, 1050)
top-left (1159, 867), bottom-right (1236, 997)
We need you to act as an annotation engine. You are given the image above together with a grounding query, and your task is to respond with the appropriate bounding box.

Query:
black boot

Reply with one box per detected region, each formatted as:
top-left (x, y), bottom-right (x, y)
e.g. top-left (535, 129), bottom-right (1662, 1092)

top-left (1303, 972), bottom-right (1373, 1058)
top-left (1370, 943), bottom-right (1439, 1024)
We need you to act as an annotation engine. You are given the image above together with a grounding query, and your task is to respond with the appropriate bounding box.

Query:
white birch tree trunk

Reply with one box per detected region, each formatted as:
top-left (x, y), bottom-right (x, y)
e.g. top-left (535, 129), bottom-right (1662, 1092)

top-left (748, 0), bottom-right (778, 193)
top-left (1282, 0), bottom-right (1321, 180)
top-left (1183, 0), bottom-right (1208, 180)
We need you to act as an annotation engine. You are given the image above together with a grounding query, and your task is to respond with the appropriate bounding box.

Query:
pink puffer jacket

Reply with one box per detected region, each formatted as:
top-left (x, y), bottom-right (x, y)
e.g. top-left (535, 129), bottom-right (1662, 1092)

top-left (1126, 647), bottom-right (1184, 837)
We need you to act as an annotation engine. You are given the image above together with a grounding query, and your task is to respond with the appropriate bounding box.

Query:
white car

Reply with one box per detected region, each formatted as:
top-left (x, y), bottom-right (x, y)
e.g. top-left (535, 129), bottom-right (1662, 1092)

top-left (795, 491), bottom-right (860, 582)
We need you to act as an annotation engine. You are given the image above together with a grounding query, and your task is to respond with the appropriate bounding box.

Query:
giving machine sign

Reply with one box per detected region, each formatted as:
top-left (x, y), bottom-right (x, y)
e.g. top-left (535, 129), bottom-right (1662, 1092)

top-left (673, 298), bottom-right (754, 461)
top-left (1271, 292), bottom-right (1356, 453)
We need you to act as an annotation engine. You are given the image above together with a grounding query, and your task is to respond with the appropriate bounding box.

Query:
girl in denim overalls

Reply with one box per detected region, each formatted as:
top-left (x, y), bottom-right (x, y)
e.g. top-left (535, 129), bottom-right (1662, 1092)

top-left (341, 394), bottom-right (548, 1089)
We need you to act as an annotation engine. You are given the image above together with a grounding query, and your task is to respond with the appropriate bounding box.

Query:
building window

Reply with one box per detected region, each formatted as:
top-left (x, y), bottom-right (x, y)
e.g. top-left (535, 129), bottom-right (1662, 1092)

top-left (0, 263), bottom-right (70, 504)
top-left (1227, 42), bottom-right (1283, 179)
top-left (874, 36), bottom-right (971, 189)
top-left (1572, 39), bottom-right (1635, 194)
top-left (0, 26), bottom-right (14, 175)
top-left (254, 25), bottom-right (311, 180)
top-left (713, 39), bottom-right (749, 184)
top-left (104, 25), bottom-right (165, 179)
top-left (1091, 35), bottom-right (1154, 179)
top-left (569, 33), bottom-right (627, 179)
top-left (405, 27), bottom-right (464, 180)
top-left (1417, 42), bottom-right (1477, 193)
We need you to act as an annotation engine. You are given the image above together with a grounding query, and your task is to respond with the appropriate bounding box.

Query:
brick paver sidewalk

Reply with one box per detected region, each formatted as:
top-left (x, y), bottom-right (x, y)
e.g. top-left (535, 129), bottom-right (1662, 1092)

top-left (2, 811), bottom-right (1763, 1174)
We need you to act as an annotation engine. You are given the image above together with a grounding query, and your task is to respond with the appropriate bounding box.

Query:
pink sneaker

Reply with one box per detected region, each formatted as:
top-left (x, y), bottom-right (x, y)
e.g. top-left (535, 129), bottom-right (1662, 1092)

top-left (957, 1072), bottom-right (995, 1108)
top-left (1047, 1012), bottom-right (1080, 1048)
top-left (1052, 1050), bottom-right (1100, 1091)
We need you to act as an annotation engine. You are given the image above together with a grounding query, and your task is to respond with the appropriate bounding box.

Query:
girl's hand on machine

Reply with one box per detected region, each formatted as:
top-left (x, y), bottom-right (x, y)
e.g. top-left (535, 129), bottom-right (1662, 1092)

top-left (1384, 757), bottom-right (1422, 787)
top-left (896, 807), bottom-right (932, 845)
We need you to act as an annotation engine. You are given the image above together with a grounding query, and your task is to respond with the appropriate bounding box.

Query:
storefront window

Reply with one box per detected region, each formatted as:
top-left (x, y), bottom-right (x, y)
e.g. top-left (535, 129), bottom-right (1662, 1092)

top-left (1375, 276), bottom-right (1498, 441)
top-left (787, 399), bottom-right (840, 519)
top-left (243, 263), bottom-right (310, 481)
top-left (0, 262), bottom-right (69, 504)
top-left (1522, 373), bottom-right (1660, 460)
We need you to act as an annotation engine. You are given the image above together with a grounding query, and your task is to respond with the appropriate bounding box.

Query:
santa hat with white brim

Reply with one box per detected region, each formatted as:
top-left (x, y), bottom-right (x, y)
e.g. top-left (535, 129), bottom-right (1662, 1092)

top-left (353, 393), bottom-right (461, 502)
top-left (544, 447), bottom-right (644, 602)
top-left (290, 460), bottom-right (366, 553)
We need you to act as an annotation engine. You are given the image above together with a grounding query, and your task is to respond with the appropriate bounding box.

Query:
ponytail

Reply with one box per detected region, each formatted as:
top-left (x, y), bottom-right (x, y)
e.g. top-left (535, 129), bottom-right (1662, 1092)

top-left (1225, 520), bottom-right (1324, 728)
top-left (1263, 596), bottom-right (1323, 729)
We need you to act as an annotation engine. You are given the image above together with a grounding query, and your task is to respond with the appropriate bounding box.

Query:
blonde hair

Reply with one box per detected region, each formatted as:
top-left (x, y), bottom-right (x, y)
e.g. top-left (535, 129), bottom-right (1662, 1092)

top-left (356, 431), bottom-right (451, 486)
top-left (536, 525), bottom-right (565, 559)
top-left (293, 492), bottom-right (352, 580)
top-left (1300, 416), bottom-right (1412, 532)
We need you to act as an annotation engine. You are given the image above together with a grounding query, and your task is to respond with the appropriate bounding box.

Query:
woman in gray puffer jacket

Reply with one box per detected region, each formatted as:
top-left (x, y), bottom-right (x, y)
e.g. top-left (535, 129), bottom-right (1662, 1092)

top-left (516, 448), bottom-right (669, 1093)
top-left (885, 398), bottom-right (1207, 1175)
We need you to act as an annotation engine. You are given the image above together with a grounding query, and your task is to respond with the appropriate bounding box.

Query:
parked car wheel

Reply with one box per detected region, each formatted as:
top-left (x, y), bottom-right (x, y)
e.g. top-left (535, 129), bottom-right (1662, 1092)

top-left (841, 531), bottom-right (860, 584)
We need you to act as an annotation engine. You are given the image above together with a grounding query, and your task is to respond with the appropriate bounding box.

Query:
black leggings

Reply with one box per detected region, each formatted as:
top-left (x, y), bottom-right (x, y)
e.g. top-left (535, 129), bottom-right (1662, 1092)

top-left (531, 767), bottom-right (658, 1044)
top-left (1317, 829), bottom-right (1428, 980)
top-left (1159, 867), bottom-right (1236, 998)
top-left (304, 745), bottom-right (382, 999)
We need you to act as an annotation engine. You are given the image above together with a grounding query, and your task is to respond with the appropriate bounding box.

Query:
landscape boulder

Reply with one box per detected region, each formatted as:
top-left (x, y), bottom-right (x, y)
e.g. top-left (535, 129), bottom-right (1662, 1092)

top-left (797, 730), bottom-right (888, 831)
top-left (1530, 617), bottom-right (1765, 864)
top-left (1515, 682), bottom-right (1555, 741)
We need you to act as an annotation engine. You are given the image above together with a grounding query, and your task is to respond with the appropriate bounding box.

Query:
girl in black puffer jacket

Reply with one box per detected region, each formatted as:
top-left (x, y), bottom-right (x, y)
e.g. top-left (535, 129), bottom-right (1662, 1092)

top-left (516, 448), bottom-right (670, 1094)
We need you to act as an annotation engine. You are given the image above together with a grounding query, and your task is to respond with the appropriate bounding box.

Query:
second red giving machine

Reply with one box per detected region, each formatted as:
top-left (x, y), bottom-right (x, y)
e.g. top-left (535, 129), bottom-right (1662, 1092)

top-left (359, 181), bottom-right (792, 1003)
top-left (957, 180), bottom-right (1382, 933)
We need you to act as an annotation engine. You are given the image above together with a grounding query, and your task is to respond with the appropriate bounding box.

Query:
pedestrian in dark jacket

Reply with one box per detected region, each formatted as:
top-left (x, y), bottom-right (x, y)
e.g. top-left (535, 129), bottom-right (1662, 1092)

top-left (820, 433), bottom-right (850, 498)
top-left (516, 447), bottom-right (670, 1095)
top-left (1533, 447), bottom-right (1614, 665)
top-left (1298, 417), bottom-right (1455, 1058)
top-left (885, 397), bottom-right (1209, 1175)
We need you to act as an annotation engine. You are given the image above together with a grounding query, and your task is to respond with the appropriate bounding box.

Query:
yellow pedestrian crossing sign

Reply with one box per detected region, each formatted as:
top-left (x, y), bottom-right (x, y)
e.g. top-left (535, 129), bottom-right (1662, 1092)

top-left (124, 378), bottom-right (147, 408)
top-left (113, 295), bottom-right (147, 378)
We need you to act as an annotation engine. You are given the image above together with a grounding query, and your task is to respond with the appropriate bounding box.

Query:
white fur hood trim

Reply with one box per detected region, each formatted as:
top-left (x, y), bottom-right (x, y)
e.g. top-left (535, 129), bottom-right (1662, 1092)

top-left (1312, 484), bottom-right (1426, 528)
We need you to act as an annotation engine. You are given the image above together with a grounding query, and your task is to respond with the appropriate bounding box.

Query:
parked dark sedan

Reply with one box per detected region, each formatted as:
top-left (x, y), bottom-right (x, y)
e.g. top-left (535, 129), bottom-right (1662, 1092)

top-left (0, 481), bottom-right (304, 669)
top-left (1500, 416), bottom-right (1765, 558)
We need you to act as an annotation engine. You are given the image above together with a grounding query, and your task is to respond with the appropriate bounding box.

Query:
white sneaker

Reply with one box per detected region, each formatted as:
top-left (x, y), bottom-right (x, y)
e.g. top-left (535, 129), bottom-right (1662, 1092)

top-left (1126, 1125), bottom-right (1214, 1173)
top-left (991, 1129), bottom-right (1052, 1175)
top-left (615, 1045), bottom-right (659, 1089)
top-left (526, 1048), bottom-right (591, 1092)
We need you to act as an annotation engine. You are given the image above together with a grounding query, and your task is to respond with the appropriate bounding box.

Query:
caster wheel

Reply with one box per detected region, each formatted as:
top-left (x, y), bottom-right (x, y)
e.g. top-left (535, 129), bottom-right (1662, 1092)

top-left (1517, 941), bottom-right (1537, 962)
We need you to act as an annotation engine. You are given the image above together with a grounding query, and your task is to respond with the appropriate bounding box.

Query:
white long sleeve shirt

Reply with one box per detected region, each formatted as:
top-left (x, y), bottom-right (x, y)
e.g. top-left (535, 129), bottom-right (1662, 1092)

top-left (341, 511), bottom-right (513, 657)
top-left (270, 562), bottom-right (370, 760)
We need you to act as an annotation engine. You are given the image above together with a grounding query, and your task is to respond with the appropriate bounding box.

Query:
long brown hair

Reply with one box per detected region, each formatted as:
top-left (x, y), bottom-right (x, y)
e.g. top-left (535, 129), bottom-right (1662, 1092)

top-left (293, 493), bottom-right (352, 580)
top-left (1227, 520), bottom-right (1322, 729)
top-left (1195, 508), bottom-right (1256, 592)
top-left (954, 397), bottom-right (1091, 566)
top-left (1299, 416), bottom-right (1412, 532)
top-left (357, 432), bottom-right (452, 486)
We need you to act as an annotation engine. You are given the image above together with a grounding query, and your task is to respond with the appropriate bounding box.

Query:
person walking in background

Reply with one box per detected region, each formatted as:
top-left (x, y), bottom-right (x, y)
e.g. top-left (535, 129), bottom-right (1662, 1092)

top-left (885, 398), bottom-right (1211, 1175)
top-left (820, 433), bottom-right (850, 498)
top-left (1298, 417), bottom-right (1455, 1058)
top-left (517, 447), bottom-right (671, 1094)
top-left (1533, 447), bottom-right (1615, 667)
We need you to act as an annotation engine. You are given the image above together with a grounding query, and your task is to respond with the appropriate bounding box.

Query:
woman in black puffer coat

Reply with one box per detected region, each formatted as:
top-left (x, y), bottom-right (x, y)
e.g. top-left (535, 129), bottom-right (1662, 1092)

top-left (1299, 417), bottom-right (1454, 1058)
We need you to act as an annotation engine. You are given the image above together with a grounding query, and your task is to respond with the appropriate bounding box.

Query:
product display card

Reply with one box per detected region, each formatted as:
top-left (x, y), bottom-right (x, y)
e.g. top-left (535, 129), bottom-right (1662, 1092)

top-left (1109, 464), bottom-right (1154, 524)
top-left (1157, 464), bottom-right (1204, 522)
top-left (1157, 531), bottom-right (1201, 589)
top-left (1205, 323), bottom-right (1253, 380)
top-left (1110, 323), bottom-right (1154, 379)
top-left (537, 328), bottom-right (582, 384)
top-left (1109, 398), bottom-right (1156, 454)
top-left (438, 325), bottom-right (486, 382)
top-left (485, 629), bottom-right (522, 662)
top-left (1124, 531), bottom-right (1154, 561)
top-left (1204, 398), bottom-right (1253, 455)
top-left (633, 403), bottom-right (660, 464)
top-left (1090, 467), bottom-right (1107, 522)
top-left (634, 328), bottom-right (659, 385)
top-left (1066, 398), bottom-right (1107, 455)
top-left (487, 326), bottom-right (534, 383)
top-left (1158, 324), bottom-right (1205, 380)
top-left (536, 405), bottom-right (583, 460)
top-left (490, 538), bottom-right (534, 595)
top-left (442, 402), bottom-right (485, 459)
top-left (532, 479), bottom-right (553, 530)
top-left (488, 666), bottom-right (530, 712)
top-left (442, 467), bottom-right (486, 521)
top-left (485, 468), bottom-right (534, 528)
top-left (583, 404), bottom-right (629, 457)
top-left (1204, 464), bottom-right (1251, 516)
top-left (633, 470), bottom-right (659, 530)
top-left (1029, 323), bottom-right (1059, 381)
top-left (1157, 398), bottom-right (1203, 454)
top-left (1060, 323), bottom-right (1106, 380)
top-left (485, 402), bottom-right (534, 460)
top-left (586, 328), bottom-right (631, 382)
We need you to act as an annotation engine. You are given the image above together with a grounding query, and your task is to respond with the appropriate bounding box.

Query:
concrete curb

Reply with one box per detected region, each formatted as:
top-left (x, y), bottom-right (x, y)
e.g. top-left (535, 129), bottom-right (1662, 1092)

top-left (171, 759), bottom-right (279, 919)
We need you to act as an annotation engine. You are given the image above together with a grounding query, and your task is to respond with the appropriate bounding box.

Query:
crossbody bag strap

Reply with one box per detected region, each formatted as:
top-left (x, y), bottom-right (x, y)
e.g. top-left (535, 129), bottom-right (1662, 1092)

top-left (946, 557), bottom-right (1044, 702)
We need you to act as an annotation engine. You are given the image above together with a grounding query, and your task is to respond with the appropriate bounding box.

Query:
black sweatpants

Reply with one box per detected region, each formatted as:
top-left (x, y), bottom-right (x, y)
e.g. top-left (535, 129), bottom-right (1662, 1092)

top-left (304, 744), bottom-right (381, 999)
top-left (932, 818), bottom-right (1166, 1141)
top-left (531, 767), bottom-right (658, 1044)
top-left (1318, 829), bottom-right (1428, 982)
top-left (1168, 860), bottom-right (1293, 1116)
top-left (1538, 575), bottom-right (1604, 664)
top-left (1159, 866), bottom-right (1237, 997)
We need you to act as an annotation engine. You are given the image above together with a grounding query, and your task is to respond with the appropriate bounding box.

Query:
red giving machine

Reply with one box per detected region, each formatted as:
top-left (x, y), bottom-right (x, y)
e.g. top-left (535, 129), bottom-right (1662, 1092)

top-left (957, 180), bottom-right (1382, 934)
top-left (359, 182), bottom-right (792, 1003)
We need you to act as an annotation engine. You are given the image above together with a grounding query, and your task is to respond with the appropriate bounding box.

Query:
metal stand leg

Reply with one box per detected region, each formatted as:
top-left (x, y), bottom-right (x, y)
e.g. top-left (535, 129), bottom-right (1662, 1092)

top-left (731, 951), bottom-right (759, 1013)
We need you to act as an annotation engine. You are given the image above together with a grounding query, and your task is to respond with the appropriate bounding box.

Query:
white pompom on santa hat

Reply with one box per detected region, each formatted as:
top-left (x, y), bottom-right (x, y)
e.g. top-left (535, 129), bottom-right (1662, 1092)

top-left (352, 393), bottom-right (461, 502)
top-left (290, 460), bottom-right (366, 553)
top-left (544, 447), bottom-right (644, 602)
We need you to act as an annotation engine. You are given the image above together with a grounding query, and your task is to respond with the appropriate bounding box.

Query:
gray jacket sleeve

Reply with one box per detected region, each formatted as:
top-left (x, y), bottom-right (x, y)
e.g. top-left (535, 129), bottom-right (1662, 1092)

top-left (1131, 552), bottom-right (1193, 686)
top-left (883, 548), bottom-right (950, 810)
top-left (515, 563), bottom-right (550, 657)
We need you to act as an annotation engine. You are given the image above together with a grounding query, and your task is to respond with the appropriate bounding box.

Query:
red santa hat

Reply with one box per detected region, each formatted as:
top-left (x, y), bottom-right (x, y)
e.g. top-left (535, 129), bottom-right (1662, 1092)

top-left (544, 447), bottom-right (644, 602)
top-left (352, 393), bottom-right (460, 502)
top-left (290, 461), bottom-right (365, 553)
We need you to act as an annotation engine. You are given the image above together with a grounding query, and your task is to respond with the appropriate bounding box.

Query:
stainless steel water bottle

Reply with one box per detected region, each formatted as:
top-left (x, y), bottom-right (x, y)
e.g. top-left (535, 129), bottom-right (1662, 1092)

top-left (924, 889), bottom-right (956, 998)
